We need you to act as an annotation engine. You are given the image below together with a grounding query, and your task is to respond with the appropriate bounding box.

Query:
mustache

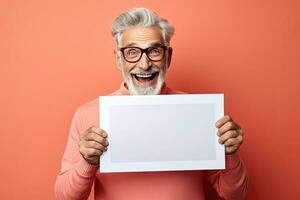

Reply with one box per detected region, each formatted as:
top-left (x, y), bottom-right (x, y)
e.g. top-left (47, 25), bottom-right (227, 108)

top-left (130, 66), bottom-right (160, 75)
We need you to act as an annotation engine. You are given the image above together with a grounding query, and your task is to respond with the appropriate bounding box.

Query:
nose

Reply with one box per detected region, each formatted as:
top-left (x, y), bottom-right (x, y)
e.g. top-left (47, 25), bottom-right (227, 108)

top-left (138, 52), bottom-right (151, 70)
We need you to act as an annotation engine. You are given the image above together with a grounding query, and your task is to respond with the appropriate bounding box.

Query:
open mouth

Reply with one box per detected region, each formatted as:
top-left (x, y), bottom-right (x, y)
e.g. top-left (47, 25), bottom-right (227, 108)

top-left (131, 72), bottom-right (159, 84)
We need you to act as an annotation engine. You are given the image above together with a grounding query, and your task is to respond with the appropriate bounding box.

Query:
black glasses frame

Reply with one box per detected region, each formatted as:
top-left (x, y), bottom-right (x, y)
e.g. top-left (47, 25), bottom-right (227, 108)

top-left (119, 45), bottom-right (168, 63)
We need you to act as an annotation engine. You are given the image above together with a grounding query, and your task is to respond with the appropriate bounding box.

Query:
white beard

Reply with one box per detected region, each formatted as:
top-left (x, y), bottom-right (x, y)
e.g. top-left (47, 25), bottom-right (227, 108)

top-left (121, 66), bottom-right (166, 95)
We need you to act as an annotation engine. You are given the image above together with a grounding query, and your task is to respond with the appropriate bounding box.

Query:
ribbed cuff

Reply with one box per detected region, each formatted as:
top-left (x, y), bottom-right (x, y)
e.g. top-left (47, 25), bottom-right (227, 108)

top-left (225, 152), bottom-right (241, 169)
top-left (76, 158), bottom-right (99, 177)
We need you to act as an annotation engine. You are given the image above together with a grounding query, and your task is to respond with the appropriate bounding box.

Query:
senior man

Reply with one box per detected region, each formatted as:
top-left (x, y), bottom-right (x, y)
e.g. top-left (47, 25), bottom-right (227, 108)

top-left (55, 7), bottom-right (248, 200)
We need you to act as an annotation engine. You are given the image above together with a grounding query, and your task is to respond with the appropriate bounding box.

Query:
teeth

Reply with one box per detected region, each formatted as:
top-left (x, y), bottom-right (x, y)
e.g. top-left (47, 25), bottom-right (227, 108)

top-left (135, 74), bottom-right (152, 78)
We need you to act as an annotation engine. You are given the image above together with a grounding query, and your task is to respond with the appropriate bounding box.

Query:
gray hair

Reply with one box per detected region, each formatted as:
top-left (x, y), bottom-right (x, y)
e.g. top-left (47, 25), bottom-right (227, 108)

top-left (111, 7), bottom-right (175, 46)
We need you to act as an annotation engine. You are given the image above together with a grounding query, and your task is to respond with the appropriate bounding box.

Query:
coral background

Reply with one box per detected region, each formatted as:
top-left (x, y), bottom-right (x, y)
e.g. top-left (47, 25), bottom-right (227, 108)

top-left (0, 0), bottom-right (299, 199)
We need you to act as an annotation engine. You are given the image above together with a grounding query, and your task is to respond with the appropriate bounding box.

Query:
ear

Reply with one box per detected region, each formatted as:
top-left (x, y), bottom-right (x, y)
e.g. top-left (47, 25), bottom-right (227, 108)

top-left (166, 47), bottom-right (173, 69)
top-left (114, 50), bottom-right (122, 70)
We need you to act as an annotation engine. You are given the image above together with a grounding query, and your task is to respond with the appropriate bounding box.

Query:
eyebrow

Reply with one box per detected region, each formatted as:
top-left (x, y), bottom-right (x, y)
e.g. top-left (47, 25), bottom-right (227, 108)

top-left (122, 42), bottom-right (164, 48)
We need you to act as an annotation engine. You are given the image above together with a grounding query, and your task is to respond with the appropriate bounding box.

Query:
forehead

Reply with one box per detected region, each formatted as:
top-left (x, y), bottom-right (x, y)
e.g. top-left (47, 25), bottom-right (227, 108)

top-left (120, 26), bottom-right (164, 48)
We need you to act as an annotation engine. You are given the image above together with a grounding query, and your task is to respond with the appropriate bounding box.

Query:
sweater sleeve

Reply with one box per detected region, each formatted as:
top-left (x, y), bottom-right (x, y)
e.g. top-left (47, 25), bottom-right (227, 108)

top-left (206, 153), bottom-right (248, 200)
top-left (55, 108), bottom-right (99, 200)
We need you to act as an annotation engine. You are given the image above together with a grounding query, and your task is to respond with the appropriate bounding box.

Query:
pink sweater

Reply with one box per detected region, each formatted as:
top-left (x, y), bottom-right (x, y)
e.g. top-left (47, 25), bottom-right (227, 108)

top-left (55, 82), bottom-right (248, 200)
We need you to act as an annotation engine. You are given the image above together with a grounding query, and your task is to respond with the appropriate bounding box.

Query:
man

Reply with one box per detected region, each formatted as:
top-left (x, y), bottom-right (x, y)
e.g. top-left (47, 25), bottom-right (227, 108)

top-left (55, 7), bottom-right (247, 200)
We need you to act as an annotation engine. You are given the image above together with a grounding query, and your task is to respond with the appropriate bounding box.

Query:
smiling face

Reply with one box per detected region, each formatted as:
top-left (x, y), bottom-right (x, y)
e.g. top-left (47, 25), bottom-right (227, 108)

top-left (115, 26), bottom-right (172, 95)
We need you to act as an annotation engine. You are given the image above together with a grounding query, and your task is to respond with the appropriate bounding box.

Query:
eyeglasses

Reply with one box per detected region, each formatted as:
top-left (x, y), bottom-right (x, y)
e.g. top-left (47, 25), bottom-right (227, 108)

top-left (119, 45), bottom-right (168, 63)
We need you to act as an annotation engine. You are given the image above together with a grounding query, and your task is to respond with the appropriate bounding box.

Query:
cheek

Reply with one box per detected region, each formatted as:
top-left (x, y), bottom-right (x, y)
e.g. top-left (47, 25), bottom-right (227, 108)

top-left (121, 61), bottom-right (135, 73)
top-left (155, 60), bottom-right (167, 70)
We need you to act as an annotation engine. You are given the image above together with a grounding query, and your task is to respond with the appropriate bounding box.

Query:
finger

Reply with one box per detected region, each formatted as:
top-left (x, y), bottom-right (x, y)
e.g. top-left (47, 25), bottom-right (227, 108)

top-left (83, 132), bottom-right (109, 146)
top-left (218, 130), bottom-right (239, 144)
top-left (86, 155), bottom-right (101, 165)
top-left (224, 135), bottom-right (243, 147)
top-left (82, 140), bottom-right (107, 151)
top-left (88, 127), bottom-right (108, 138)
top-left (218, 121), bottom-right (240, 136)
top-left (225, 145), bottom-right (239, 155)
top-left (224, 138), bottom-right (237, 146)
top-left (237, 128), bottom-right (244, 137)
top-left (215, 115), bottom-right (232, 128)
top-left (83, 147), bottom-right (103, 158)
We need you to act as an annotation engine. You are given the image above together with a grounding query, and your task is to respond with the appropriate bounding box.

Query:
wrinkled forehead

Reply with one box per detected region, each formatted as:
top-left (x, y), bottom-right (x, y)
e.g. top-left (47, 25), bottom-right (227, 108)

top-left (120, 26), bottom-right (164, 48)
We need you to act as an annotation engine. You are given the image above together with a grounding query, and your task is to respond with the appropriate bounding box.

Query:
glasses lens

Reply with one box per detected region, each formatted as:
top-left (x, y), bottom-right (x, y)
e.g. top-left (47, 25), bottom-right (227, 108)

top-left (147, 46), bottom-right (165, 61)
top-left (123, 48), bottom-right (141, 62)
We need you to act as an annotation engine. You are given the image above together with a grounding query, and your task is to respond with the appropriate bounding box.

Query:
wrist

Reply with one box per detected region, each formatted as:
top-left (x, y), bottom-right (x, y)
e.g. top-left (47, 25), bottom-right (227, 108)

top-left (76, 157), bottom-right (99, 177)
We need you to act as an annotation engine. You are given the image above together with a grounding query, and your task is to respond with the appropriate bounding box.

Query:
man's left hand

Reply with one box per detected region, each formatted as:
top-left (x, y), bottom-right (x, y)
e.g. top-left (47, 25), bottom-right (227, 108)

top-left (215, 115), bottom-right (244, 155)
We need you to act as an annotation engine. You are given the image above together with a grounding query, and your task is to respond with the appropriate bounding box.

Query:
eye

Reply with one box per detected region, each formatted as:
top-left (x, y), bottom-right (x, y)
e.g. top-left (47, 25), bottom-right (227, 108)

top-left (148, 47), bottom-right (161, 56)
top-left (125, 49), bottom-right (140, 58)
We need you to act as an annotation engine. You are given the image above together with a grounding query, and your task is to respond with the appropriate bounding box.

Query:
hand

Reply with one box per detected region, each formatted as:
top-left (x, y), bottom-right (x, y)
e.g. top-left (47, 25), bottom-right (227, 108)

top-left (79, 126), bottom-right (109, 165)
top-left (215, 115), bottom-right (244, 155)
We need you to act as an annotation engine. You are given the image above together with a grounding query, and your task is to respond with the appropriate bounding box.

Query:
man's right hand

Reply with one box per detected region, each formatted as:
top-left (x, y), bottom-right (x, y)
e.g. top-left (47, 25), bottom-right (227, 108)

top-left (79, 126), bottom-right (109, 165)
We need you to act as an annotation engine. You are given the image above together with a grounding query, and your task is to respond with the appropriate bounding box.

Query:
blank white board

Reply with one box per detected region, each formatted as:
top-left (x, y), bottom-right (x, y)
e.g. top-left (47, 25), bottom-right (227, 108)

top-left (99, 94), bottom-right (224, 173)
